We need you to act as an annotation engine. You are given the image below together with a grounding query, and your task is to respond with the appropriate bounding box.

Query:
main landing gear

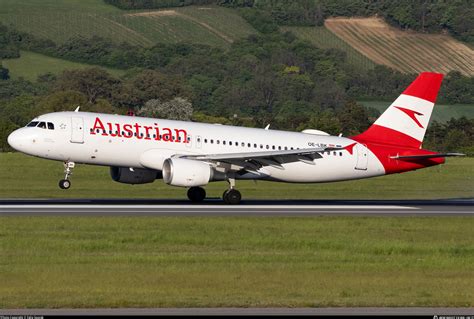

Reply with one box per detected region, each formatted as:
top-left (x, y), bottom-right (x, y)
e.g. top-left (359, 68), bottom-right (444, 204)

top-left (222, 177), bottom-right (241, 205)
top-left (59, 161), bottom-right (75, 190)
top-left (187, 186), bottom-right (206, 203)
top-left (186, 178), bottom-right (242, 205)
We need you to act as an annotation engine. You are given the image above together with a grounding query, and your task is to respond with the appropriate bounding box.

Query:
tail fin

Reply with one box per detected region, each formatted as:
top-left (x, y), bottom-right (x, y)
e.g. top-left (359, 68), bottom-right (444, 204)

top-left (355, 72), bottom-right (444, 148)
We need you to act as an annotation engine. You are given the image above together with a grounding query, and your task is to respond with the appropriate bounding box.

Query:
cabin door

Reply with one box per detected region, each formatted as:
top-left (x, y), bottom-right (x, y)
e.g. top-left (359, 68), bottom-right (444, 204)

top-left (70, 117), bottom-right (84, 144)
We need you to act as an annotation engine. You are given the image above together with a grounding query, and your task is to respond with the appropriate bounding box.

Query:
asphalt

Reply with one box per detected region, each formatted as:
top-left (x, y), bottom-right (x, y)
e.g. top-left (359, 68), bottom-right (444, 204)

top-left (1, 307), bottom-right (474, 316)
top-left (0, 198), bottom-right (472, 216)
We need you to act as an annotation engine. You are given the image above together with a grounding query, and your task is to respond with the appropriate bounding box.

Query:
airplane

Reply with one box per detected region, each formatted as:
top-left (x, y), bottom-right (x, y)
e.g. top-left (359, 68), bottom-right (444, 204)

top-left (7, 72), bottom-right (463, 204)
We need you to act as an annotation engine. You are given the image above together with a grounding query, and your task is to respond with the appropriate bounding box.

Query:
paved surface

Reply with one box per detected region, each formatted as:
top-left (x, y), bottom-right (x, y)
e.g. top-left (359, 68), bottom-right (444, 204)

top-left (0, 199), bottom-right (472, 216)
top-left (2, 307), bottom-right (474, 316)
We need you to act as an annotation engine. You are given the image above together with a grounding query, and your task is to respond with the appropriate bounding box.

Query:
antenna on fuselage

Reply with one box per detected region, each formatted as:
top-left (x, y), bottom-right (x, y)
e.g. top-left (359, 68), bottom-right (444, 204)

top-left (264, 124), bottom-right (270, 130)
top-left (74, 106), bottom-right (80, 112)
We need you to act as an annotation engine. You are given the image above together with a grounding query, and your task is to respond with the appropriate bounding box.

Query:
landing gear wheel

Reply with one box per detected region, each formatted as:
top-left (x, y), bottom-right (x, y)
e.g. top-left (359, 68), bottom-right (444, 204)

top-left (223, 189), bottom-right (241, 205)
top-left (187, 187), bottom-right (206, 203)
top-left (59, 179), bottom-right (71, 190)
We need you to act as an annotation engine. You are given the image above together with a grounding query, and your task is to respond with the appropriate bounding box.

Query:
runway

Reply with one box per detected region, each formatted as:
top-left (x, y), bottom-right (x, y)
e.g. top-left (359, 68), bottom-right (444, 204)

top-left (1, 199), bottom-right (472, 216)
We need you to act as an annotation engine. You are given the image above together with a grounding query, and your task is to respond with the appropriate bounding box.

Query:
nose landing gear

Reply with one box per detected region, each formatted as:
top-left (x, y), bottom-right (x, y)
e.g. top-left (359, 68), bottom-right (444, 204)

top-left (59, 161), bottom-right (75, 190)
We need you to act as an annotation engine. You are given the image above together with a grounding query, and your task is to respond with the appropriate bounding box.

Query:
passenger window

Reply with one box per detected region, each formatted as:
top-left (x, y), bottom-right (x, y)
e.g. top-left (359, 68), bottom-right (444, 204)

top-left (27, 121), bottom-right (39, 127)
top-left (37, 122), bottom-right (46, 129)
top-left (217, 140), bottom-right (220, 144)
top-left (278, 146), bottom-right (281, 150)
top-left (229, 141), bottom-right (232, 146)
top-left (223, 140), bottom-right (226, 145)
top-left (47, 123), bottom-right (54, 130)
top-left (241, 142), bottom-right (245, 147)
top-left (272, 145), bottom-right (275, 150)
top-left (254, 143), bottom-right (257, 148)
top-left (266, 145), bottom-right (269, 149)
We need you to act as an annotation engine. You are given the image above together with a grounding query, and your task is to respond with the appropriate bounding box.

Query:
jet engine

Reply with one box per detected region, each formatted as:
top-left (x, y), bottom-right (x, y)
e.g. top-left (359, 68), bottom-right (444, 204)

top-left (162, 158), bottom-right (218, 187)
top-left (110, 167), bottom-right (161, 184)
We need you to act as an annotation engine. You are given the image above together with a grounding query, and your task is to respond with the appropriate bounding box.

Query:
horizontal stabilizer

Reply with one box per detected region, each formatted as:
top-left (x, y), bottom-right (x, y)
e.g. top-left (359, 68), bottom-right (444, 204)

top-left (390, 153), bottom-right (465, 160)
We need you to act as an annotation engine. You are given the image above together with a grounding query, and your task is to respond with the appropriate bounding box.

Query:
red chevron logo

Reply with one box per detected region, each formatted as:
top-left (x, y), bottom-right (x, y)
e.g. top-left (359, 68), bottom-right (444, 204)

top-left (394, 106), bottom-right (424, 128)
top-left (344, 142), bottom-right (357, 155)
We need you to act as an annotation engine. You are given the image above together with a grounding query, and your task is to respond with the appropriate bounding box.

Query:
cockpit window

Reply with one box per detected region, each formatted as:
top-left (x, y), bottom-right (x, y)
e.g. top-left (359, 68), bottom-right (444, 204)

top-left (47, 122), bottom-right (54, 130)
top-left (37, 122), bottom-right (46, 129)
top-left (27, 121), bottom-right (39, 127)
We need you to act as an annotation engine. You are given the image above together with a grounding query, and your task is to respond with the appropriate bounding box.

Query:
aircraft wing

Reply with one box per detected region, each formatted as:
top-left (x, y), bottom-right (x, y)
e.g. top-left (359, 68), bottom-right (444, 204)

top-left (179, 146), bottom-right (343, 171)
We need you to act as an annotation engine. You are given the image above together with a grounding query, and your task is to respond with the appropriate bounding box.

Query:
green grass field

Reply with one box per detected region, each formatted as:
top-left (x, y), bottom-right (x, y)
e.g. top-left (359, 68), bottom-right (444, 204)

top-left (360, 100), bottom-right (474, 123)
top-left (0, 1), bottom-right (256, 47)
top-left (282, 26), bottom-right (376, 72)
top-left (0, 153), bottom-right (472, 200)
top-left (1, 216), bottom-right (473, 308)
top-left (2, 51), bottom-right (126, 81)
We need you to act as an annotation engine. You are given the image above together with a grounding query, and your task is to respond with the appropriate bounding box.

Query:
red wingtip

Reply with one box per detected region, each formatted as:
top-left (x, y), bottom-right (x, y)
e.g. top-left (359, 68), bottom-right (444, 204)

top-left (402, 72), bottom-right (444, 103)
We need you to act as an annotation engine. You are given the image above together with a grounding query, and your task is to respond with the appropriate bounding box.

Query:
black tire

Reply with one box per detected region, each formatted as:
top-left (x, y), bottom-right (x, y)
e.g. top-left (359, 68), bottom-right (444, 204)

top-left (223, 189), bottom-right (241, 205)
top-left (187, 187), bottom-right (206, 203)
top-left (59, 179), bottom-right (71, 190)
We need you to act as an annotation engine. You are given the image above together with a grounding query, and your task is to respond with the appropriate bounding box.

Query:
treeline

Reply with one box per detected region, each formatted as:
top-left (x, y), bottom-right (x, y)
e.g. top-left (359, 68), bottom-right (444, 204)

top-left (424, 117), bottom-right (474, 156)
top-left (103, 0), bottom-right (474, 43)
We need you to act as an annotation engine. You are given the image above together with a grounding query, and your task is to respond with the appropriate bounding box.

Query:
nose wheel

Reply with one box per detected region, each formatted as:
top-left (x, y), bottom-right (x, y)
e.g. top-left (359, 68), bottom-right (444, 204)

top-left (59, 179), bottom-right (71, 189)
top-left (59, 161), bottom-right (75, 190)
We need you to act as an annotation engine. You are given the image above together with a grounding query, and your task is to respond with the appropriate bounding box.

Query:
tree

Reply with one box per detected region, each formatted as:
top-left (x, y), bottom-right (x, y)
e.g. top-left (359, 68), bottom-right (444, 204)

top-left (36, 90), bottom-right (88, 114)
top-left (120, 70), bottom-right (192, 109)
top-left (137, 97), bottom-right (193, 121)
top-left (56, 68), bottom-right (120, 104)
top-left (297, 110), bottom-right (342, 135)
top-left (338, 100), bottom-right (370, 135)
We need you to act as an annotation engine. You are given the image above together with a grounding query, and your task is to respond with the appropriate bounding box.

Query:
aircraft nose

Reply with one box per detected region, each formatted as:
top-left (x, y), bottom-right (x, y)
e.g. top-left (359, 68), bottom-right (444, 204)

top-left (7, 128), bottom-right (37, 153)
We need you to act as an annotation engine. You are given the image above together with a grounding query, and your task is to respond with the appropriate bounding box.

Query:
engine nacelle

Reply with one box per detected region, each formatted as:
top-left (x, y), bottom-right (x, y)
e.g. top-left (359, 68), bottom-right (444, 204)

top-left (110, 167), bottom-right (161, 184)
top-left (162, 158), bottom-right (214, 187)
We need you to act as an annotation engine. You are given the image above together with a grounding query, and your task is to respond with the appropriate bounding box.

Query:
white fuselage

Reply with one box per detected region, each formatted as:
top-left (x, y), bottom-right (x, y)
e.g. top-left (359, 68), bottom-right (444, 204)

top-left (8, 111), bottom-right (386, 184)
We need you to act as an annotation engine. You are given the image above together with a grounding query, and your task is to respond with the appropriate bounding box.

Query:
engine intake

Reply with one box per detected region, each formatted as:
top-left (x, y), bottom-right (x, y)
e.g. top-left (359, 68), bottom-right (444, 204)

top-left (163, 158), bottom-right (215, 187)
top-left (110, 167), bottom-right (161, 184)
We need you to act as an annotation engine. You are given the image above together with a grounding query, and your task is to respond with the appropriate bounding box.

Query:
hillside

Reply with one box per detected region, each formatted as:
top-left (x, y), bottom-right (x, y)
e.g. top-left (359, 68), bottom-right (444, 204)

top-left (2, 51), bottom-right (126, 81)
top-left (324, 17), bottom-right (474, 76)
top-left (0, 1), bottom-right (256, 48)
top-left (281, 26), bottom-right (376, 72)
